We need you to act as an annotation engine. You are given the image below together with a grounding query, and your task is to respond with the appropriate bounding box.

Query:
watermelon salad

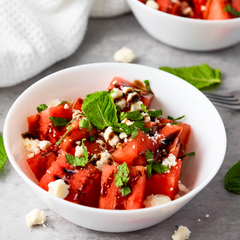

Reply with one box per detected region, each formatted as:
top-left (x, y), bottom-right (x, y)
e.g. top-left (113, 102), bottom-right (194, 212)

top-left (139, 0), bottom-right (240, 20)
top-left (22, 76), bottom-right (193, 210)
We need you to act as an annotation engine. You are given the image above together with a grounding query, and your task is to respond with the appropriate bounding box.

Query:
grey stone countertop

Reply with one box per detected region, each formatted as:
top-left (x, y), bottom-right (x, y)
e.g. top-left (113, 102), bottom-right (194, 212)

top-left (1, 13), bottom-right (240, 240)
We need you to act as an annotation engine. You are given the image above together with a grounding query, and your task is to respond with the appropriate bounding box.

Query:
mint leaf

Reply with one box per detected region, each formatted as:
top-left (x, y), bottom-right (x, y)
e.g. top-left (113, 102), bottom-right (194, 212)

top-left (115, 162), bottom-right (131, 196)
top-left (146, 164), bottom-right (153, 178)
top-left (144, 80), bottom-right (151, 92)
top-left (168, 115), bottom-right (185, 121)
top-left (50, 116), bottom-right (68, 127)
top-left (225, 160), bottom-right (240, 194)
top-left (115, 174), bottom-right (124, 187)
top-left (82, 91), bottom-right (118, 130)
top-left (141, 104), bottom-right (162, 118)
top-left (223, 3), bottom-right (240, 17)
top-left (160, 64), bottom-right (221, 90)
top-left (89, 135), bottom-right (95, 142)
top-left (0, 135), bottom-right (7, 172)
top-left (120, 186), bottom-right (131, 197)
top-left (152, 163), bottom-right (169, 174)
top-left (65, 139), bottom-right (88, 167)
top-left (146, 149), bottom-right (154, 161)
top-left (120, 111), bottom-right (143, 122)
top-left (56, 126), bottom-right (72, 145)
top-left (37, 104), bottom-right (48, 113)
top-left (59, 101), bottom-right (68, 105)
top-left (79, 119), bottom-right (92, 133)
top-left (65, 154), bottom-right (88, 167)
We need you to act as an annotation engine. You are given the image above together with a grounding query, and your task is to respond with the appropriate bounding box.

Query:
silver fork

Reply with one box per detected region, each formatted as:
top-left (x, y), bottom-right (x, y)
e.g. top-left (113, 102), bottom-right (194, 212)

top-left (202, 91), bottom-right (240, 110)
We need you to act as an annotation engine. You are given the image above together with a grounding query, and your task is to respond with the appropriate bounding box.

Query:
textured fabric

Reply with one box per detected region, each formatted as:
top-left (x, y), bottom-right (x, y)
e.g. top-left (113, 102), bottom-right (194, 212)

top-left (0, 0), bottom-right (131, 87)
top-left (90, 0), bottom-right (131, 18)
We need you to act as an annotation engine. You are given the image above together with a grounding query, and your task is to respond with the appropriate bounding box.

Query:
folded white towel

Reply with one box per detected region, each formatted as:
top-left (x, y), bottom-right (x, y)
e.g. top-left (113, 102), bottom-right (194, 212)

top-left (0, 0), bottom-right (130, 87)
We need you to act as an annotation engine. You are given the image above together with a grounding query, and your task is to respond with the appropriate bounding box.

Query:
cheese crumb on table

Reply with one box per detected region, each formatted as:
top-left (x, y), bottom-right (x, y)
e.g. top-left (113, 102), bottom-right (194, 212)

top-left (26, 209), bottom-right (46, 227)
top-left (48, 179), bottom-right (70, 199)
top-left (113, 47), bottom-right (135, 63)
top-left (172, 225), bottom-right (191, 240)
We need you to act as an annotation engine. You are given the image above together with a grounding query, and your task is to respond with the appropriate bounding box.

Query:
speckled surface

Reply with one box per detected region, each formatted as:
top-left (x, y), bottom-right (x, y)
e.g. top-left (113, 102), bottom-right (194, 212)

top-left (1, 14), bottom-right (240, 240)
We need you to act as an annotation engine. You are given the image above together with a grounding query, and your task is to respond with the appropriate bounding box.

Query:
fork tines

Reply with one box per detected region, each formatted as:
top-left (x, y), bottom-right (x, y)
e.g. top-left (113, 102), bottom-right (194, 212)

top-left (202, 91), bottom-right (240, 110)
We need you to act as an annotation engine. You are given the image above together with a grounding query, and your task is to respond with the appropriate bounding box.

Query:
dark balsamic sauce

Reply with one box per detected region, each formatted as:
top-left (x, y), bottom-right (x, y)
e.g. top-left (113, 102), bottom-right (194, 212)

top-left (101, 171), bottom-right (115, 197)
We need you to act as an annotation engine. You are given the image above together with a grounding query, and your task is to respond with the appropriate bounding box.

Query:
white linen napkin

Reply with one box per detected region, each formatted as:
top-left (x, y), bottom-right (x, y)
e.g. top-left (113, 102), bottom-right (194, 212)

top-left (0, 0), bottom-right (130, 87)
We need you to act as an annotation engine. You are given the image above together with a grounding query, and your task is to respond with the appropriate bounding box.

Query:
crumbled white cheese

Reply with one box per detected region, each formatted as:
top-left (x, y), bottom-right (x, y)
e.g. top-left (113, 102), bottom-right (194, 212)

top-left (48, 179), bottom-right (70, 199)
top-left (183, 7), bottom-right (193, 16)
top-left (205, 214), bottom-right (209, 218)
top-left (23, 138), bottom-right (40, 155)
top-left (130, 100), bottom-right (143, 112)
top-left (143, 194), bottom-right (171, 208)
top-left (172, 226), bottom-right (191, 240)
top-left (121, 86), bottom-right (133, 95)
top-left (119, 132), bottom-right (128, 139)
top-left (26, 209), bottom-right (47, 227)
top-left (113, 80), bottom-right (117, 86)
top-left (141, 112), bottom-right (151, 123)
top-left (96, 139), bottom-right (107, 151)
top-left (75, 146), bottom-right (84, 157)
top-left (48, 99), bottom-right (61, 107)
top-left (162, 154), bottom-right (177, 169)
top-left (201, 5), bottom-right (206, 11)
top-left (103, 127), bottom-right (120, 147)
top-left (113, 47), bottom-right (135, 63)
top-left (72, 109), bottom-right (81, 119)
top-left (127, 92), bottom-right (138, 102)
top-left (115, 98), bottom-right (126, 110)
top-left (110, 88), bottom-right (123, 100)
top-left (121, 118), bottom-right (134, 126)
top-left (38, 140), bottom-right (52, 151)
top-left (63, 103), bottom-right (69, 109)
top-left (96, 152), bottom-right (112, 171)
top-left (178, 182), bottom-right (190, 194)
top-left (146, 0), bottom-right (159, 10)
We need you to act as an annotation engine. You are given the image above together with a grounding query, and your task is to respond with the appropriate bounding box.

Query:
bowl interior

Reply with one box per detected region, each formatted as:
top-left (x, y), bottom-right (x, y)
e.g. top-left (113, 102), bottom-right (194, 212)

top-left (4, 63), bottom-right (226, 222)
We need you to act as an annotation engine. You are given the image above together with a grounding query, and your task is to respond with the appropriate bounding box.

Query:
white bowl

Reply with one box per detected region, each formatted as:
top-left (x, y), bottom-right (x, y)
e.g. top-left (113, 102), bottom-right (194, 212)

top-left (126, 0), bottom-right (240, 51)
top-left (4, 63), bottom-right (226, 232)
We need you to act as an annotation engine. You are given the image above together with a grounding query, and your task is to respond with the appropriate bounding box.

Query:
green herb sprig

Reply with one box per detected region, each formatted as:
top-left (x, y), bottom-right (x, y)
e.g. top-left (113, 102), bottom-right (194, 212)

top-left (0, 135), bottom-right (7, 172)
top-left (225, 160), bottom-right (240, 194)
top-left (65, 139), bottom-right (89, 167)
top-left (160, 64), bottom-right (221, 90)
top-left (115, 162), bottom-right (131, 197)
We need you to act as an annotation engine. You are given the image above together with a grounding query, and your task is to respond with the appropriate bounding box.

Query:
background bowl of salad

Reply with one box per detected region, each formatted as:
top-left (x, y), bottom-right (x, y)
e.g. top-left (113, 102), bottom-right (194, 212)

top-left (126, 0), bottom-right (240, 51)
top-left (4, 63), bottom-right (226, 232)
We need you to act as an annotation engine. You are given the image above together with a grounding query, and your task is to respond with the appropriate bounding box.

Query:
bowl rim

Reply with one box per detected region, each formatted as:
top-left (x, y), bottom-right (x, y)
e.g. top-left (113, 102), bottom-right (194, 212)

top-left (3, 62), bottom-right (227, 215)
top-left (127, 0), bottom-right (240, 24)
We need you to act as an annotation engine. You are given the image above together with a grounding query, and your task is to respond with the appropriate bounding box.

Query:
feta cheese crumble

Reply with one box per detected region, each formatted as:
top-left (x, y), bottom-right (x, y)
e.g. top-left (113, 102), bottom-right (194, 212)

top-left (75, 145), bottom-right (84, 157)
top-left (143, 194), bottom-right (171, 208)
top-left (162, 153), bottom-right (177, 169)
top-left (110, 88), bottom-right (123, 100)
top-left (172, 226), bottom-right (191, 240)
top-left (96, 152), bottom-right (112, 171)
top-left (113, 47), bottom-right (135, 63)
top-left (26, 209), bottom-right (47, 227)
top-left (104, 127), bottom-right (120, 147)
top-left (146, 0), bottom-right (159, 10)
top-left (48, 179), bottom-right (70, 199)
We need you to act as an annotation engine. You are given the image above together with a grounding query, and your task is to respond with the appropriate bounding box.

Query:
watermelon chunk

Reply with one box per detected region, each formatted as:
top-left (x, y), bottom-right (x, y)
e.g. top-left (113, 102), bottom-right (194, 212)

top-left (108, 76), bottom-right (154, 108)
top-left (39, 103), bottom-right (72, 143)
top-left (38, 152), bottom-right (101, 207)
top-left (112, 130), bottom-right (157, 166)
top-left (145, 160), bottom-right (182, 200)
top-left (99, 165), bottom-right (147, 210)
top-left (27, 113), bottom-right (40, 139)
top-left (27, 150), bottom-right (57, 181)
